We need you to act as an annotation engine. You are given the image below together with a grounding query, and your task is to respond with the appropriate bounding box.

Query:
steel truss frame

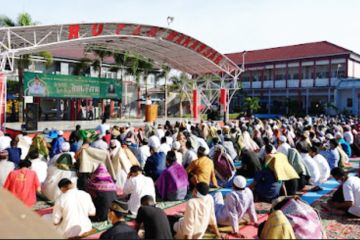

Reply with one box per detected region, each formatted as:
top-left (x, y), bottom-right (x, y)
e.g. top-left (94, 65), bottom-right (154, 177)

top-left (0, 22), bottom-right (244, 121)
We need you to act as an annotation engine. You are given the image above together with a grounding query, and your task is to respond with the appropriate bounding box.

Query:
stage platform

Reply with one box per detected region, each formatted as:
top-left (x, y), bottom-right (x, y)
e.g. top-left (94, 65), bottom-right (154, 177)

top-left (4, 117), bottom-right (191, 138)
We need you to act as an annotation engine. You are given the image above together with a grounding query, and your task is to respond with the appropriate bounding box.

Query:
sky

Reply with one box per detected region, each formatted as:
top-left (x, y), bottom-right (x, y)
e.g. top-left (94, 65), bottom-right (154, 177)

top-left (1, 0), bottom-right (360, 54)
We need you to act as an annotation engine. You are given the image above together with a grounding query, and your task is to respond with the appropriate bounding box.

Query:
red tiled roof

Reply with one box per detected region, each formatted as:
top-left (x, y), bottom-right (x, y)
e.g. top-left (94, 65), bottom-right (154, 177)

top-left (226, 41), bottom-right (353, 65)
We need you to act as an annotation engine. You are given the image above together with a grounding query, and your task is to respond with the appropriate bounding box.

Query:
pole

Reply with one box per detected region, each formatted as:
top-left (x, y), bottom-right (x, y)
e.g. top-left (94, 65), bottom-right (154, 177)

top-left (164, 76), bottom-right (168, 120)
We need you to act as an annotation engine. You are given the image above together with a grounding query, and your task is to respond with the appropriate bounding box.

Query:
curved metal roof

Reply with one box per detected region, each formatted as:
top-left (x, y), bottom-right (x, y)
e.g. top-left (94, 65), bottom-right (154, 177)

top-left (0, 22), bottom-right (241, 76)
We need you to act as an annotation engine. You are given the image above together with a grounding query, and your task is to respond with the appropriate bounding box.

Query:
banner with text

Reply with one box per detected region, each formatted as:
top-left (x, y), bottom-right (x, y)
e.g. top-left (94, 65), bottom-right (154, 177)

top-left (24, 72), bottom-right (122, 99)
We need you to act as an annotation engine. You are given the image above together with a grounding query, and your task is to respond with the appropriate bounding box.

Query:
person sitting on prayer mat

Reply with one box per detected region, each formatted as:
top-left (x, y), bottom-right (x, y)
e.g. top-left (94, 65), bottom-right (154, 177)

top-left (53, 178), bottom-right (96, 238)
top-left (4, 160), bottom-right (40, 208)
top-left (136, 195), bottom-right (173, 239)
top-left (87, 164), bottom-right (117, 222)
top-left (213, 175), bottom-right (258, 238)
top-left (100, 200), bottom-right (139, 240)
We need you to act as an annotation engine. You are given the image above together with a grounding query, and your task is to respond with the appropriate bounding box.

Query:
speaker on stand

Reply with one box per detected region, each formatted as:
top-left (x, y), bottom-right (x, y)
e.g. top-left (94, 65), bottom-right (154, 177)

top-left (25, 103), bottom-right (39, 131)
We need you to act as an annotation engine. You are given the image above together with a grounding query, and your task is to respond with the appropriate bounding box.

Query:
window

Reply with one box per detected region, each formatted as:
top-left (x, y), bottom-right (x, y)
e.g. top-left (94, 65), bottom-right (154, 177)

top-left (347, 98), bottom-right (353, 108)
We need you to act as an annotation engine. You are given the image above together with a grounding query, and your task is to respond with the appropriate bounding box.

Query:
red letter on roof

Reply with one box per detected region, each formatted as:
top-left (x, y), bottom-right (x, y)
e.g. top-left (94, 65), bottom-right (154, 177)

top-left (147, 27), bottom-right (160, 37)
top-left (166, 31), bottom-right (178, 41)
top-left (189, 41), bottom-right (200, 50)
top-left (196, 44), bottom-right (206, 54)
top-left (68, 24), bottom-right (80, 39)
top-left (92, 24), bottom-right (104, 36)
top-left (175, 34), bottom-right (185, 44)
top-left (132, 25), bottom-right (142, 35)
top-left (213, 55), bottom-right (224, 64)
top-left (181, 37), bottom-right (191, 47)
top-left (116, 24), bottom-right (126, 34)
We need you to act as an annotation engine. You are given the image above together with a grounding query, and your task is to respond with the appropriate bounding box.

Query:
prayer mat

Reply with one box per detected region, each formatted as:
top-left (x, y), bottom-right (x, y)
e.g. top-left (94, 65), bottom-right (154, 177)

top-left (311, 190), bottom-right (360, 239)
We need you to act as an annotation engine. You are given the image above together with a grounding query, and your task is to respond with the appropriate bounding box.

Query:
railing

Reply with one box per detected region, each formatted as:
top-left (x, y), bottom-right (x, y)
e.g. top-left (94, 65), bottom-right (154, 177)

top-left (241, 78), bottom-right (339, 89)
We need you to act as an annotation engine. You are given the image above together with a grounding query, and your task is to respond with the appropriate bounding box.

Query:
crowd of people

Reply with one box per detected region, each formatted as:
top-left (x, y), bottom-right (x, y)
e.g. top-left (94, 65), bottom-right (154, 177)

top-left (1, 115), bottom-right (360, 239)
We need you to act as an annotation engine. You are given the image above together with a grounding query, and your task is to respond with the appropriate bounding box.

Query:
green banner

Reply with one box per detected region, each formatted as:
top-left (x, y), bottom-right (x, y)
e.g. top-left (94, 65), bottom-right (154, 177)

top-left (24, 72), bottom-right (122, 99)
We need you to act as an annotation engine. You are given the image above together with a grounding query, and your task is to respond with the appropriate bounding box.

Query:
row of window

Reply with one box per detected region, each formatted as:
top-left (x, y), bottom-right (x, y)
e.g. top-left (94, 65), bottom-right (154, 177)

top-left (242, 70), bottom-right (346, 82)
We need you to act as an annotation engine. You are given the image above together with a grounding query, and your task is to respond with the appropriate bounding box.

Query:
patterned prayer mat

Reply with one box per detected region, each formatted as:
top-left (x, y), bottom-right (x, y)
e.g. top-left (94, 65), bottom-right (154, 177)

top-left (312, 190), bottom-right (360, 239)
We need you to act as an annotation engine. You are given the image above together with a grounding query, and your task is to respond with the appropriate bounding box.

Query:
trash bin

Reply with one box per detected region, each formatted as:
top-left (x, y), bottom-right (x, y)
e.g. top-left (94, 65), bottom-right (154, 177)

top-left (145, 104), bottom-right (158, 122)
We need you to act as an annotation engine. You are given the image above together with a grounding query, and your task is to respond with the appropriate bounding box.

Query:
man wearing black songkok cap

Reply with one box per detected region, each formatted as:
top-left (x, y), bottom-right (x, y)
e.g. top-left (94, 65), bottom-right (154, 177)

top-left (100, 200), bottom-right (138, 240)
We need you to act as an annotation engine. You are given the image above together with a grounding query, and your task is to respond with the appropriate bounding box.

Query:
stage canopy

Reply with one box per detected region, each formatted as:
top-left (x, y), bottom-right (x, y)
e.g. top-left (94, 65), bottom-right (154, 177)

top-left (0, 22), bottom-right (242, 77)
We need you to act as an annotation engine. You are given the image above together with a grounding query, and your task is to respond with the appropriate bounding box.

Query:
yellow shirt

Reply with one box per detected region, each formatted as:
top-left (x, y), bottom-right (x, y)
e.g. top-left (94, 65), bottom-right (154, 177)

top-left (260, 210), bottom-right (296, 239)
top-left (265, 153), bottom-right (299, 181)
top-left (187, 156), bottom-right (218, 187)
top-left (174, 195), bottom-right (217, 239)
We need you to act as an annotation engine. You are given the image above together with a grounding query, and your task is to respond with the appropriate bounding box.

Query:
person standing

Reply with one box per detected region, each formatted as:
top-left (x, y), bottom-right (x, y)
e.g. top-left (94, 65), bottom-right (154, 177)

top-left (136, 195), bottom-right (173, 239)
top-left (100, 200), bottom-right (138, 240)
top-left (4, 160), bottom-right (40, 208)
top-left (53, 178), bottom-right (96, 238)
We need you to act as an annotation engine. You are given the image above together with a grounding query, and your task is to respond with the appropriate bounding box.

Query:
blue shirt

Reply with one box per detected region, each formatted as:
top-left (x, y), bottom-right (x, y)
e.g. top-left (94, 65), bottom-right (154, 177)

top-left (320, 150), bottom-right (336, 169)
top-left (51, 137), bottom-right (65, 158)
top-left (254, 168), bottom-right (282, 202)
top-left (6, 147), bottom-right (22, 166)
top-left (339, 138), bottom-right (352, 157)
top-left (144, 152), bottom-right (166, 181)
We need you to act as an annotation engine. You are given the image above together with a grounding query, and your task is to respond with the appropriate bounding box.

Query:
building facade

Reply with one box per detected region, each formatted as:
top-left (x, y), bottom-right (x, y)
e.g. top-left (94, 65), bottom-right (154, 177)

top-left (226, 41), bottom-right (360, 115)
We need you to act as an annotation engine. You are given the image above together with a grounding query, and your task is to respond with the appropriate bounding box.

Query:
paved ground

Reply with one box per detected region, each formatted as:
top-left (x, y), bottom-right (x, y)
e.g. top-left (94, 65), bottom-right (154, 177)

top-left (5, 117), bottom-right (194, 132)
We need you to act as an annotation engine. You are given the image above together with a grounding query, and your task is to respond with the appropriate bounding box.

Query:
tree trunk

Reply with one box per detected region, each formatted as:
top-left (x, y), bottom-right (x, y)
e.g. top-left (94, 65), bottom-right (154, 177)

top-left (137, 86), bottom-right (141, 118)
top-left (180, 98), bottom-right (183, 117)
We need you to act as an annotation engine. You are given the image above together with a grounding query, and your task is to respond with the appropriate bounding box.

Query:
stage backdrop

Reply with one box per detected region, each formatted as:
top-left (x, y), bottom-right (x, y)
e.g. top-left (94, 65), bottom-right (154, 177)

top-left (24, 72), bottom-right (122, 99)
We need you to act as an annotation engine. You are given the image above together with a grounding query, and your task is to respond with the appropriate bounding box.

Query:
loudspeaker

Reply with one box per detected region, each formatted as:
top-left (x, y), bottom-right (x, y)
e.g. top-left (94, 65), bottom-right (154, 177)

top-left (25, 103), bottom-right (39, 131)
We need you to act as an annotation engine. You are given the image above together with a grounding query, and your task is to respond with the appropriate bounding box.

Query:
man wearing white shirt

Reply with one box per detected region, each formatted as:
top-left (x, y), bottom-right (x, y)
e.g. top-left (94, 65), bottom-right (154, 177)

top-left (172, 141), bottom-right (183, 165)
top-left (182, 141), bottom-right (198, 168)
top-left (0, 131), bottom-right (12, 150)
top-left (29, 149), bottom-right (48, 183)
top-left (0, 150), bottom-right (15, 186)
top-left (122, 165), bottom-right (156, 215)
top-left (297, 143), bottom-right (321, 188)
top-left (96, 118), bottom-right (110, 136)
top-left (343, 126), bottom-right (354, 145)
top-left (139, 138), bottom-right (151, 167)
top-left (53, 178), bottom-right (96, 238)
top-left (91, 135), bottom-right (109, 151)
top-left (159, 137), bottom-right (171, 155)
top-left (325, 168), bottom-right (360, 217)
top-left (310, 146), bottom-right (330, 187)
top-left (277, 135), bottom-right (291, 157)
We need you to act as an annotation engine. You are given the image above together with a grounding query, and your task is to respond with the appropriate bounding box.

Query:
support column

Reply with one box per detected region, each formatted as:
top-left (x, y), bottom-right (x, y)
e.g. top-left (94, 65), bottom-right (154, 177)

top-left (328, 59), bottom-right (332, 87)
top-left (306, 88), bottom-right (310, 115)
top-left (352, 88), bottom-right (358, 115)
top-left (268, 89), bottom-right (271, 114)
top-left (286, 89), bottom-right (289, 115)
top-left (110, 100), bottom-right (115, 119)
top-left (334, 88), bottom-right (338, 113)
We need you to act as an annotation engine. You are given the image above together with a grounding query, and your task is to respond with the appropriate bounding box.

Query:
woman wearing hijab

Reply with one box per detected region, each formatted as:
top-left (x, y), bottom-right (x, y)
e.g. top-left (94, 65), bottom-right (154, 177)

top-left (29, 134), bottom-right (50, 160)
top-left (87, 164), bottom-right (117, 222)
top-left (42, 153), bottom-right (78, 202)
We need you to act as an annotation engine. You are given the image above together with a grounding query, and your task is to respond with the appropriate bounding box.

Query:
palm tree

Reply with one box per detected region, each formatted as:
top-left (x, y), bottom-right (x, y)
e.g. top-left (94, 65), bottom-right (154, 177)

top-left (169, 72), bottom-right (193, 117)
top-left (244, 97), bottom-right (261, 116)
top-left (89, 47), bottom-right (112, 78)
top-left (0, 13), bottom-right (53, 120)
top-left (72, 58), bottom-right (92, 76)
